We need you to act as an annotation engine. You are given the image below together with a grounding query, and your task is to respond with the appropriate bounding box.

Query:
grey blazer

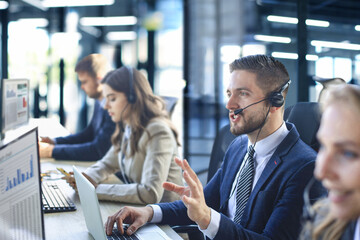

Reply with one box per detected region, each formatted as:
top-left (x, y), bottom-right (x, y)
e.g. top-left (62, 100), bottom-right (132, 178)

top-left (84, 118), bottom-right (182, 204)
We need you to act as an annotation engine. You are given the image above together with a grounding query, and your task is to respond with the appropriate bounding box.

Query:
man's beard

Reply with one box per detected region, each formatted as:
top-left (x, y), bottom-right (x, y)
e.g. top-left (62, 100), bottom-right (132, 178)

top-left (230, 109), bottom-right (268, 136)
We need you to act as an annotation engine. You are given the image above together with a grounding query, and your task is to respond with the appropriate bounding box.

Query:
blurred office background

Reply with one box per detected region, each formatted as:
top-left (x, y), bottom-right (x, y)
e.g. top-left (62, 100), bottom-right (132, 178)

top-left (1, 0), bottom-right (360, 182)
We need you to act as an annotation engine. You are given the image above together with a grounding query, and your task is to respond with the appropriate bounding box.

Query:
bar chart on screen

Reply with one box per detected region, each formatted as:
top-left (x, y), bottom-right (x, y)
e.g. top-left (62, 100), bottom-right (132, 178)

top-left (0, 129), bottom-right (44, 240)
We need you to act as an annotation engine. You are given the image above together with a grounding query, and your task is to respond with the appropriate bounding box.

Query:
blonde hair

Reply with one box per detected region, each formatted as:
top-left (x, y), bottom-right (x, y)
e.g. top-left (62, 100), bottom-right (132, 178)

top-left (301, 84), bottom-right (360, 239)
top-left (101, 67), bottom-right (180, 155)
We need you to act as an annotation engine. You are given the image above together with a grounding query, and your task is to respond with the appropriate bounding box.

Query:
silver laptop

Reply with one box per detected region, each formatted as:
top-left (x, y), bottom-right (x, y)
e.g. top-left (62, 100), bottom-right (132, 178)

top-left (72, 166), bottom-right (171, 240)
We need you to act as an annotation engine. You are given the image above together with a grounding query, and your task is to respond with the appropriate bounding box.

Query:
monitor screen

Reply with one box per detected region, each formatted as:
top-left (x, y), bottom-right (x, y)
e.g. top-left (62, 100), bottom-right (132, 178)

top-left (0, 128), bottom-right (44, 239)
top-left (1, 79), bottom-right (30, 135)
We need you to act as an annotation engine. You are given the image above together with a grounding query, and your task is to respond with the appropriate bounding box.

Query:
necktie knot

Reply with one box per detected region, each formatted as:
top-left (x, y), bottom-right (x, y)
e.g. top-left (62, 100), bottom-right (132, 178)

top-left (248, 145), bottom-right (255, 159)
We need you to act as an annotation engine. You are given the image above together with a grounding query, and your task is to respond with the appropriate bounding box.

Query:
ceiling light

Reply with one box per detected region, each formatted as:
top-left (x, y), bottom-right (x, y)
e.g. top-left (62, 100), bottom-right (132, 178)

top-left (305, 19), bottom-right (329, 27)
top-left (272, 52), bottom-right (298, 59)
top-left (271, 52), bottom-right (318, 61)
top-left (267, 15), bottom-right (330, 27)
top-left (311, 40), bottom-right (360, 51)
top-left (254, 35), bottom-right (291, 44)
top-left (17, 18), bottom-right (49, 27)
top-left (306, 54), bottom-right (319, 61)
top-left (42, 0), bottom-right (114, 8)
top-left (106, 31), bottom-right (137, 41)
top-left (80, 16), bottom-right (137, 26)
top-left (355, 25), bottom-right (360, 31)
top-left (267, 15), bottom-right (298, 24)
top-left (0, 1), bottom-right (9, 9)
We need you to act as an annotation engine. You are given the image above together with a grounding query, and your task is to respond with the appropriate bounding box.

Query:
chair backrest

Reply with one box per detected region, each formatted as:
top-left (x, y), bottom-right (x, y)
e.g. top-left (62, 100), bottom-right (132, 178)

top-left (161, 96), bottom-right (178, 117)
top-left (284, 102), bottom-right (321, 152)
top-left (207, 124), bottom-right (236, 182)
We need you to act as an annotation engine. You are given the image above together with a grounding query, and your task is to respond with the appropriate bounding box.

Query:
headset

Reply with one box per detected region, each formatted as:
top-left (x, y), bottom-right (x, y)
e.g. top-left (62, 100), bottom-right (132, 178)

top-left (125, 66), bottom-right (136, 104)
top-left (234, 79), bottom-right (291, 115)
top-left (268, 79), bottom-right (292, 107)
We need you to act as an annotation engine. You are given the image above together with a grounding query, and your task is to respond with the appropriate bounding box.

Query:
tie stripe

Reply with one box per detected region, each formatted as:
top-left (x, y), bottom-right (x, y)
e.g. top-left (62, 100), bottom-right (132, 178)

top-left (233, 145), bottom-right (255, 224)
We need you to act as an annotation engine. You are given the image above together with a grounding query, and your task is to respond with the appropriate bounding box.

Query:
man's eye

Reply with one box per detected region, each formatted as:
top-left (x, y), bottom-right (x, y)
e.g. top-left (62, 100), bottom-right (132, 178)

top-left (240, 92), bottom-right (248, 96)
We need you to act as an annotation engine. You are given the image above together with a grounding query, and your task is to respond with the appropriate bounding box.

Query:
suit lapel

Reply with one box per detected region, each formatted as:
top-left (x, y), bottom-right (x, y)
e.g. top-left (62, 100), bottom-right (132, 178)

top-left (240, 123), bottom-right (299, 225)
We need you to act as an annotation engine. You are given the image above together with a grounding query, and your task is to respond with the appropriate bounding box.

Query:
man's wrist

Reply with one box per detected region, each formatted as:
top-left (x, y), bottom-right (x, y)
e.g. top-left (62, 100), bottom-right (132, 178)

top-left (145, 206), bottom-right (154, 222)
top-left (197, 207), bottom-right (211, 230)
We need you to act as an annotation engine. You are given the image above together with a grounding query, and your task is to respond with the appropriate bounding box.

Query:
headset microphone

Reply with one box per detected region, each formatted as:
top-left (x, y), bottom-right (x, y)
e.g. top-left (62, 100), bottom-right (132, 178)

top-left (234, 98), bottom-right (268, 115)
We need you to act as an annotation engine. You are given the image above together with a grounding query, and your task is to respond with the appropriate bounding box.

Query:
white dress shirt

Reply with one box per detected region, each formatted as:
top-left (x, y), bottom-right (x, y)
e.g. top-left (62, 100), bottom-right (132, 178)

top-left (355, 218), bottom-right (360, 240)
top-left (151, 122), bottom-right (289, 239)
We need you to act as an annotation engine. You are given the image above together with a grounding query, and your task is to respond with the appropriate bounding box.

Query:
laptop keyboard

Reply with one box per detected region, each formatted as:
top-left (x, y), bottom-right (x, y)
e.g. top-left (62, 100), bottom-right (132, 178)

top-left (42, 180), bottom-right (76, 213)
top-left (107, 229), bottom-right (140, 240)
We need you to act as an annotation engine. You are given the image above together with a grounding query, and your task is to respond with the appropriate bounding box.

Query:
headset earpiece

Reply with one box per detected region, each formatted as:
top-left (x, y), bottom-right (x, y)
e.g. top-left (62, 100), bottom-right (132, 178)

top-left (269, 92), bottom-right (285, 107)
top-left (269, 79), bottom-right (291, 107)
top-left (126, 66), bottom-right (136, 104)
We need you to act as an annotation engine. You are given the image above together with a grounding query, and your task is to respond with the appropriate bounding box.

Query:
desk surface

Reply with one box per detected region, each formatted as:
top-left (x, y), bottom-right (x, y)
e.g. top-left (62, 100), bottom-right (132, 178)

top-left (41, 159), bottom-right (183, 240)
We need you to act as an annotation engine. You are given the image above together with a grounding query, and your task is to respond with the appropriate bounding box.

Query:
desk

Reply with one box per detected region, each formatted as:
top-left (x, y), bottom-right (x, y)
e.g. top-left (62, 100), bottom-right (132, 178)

top-left (41, 159), bottom-right (183, 240)
top-left (2, 118), bottom-right (70, 145)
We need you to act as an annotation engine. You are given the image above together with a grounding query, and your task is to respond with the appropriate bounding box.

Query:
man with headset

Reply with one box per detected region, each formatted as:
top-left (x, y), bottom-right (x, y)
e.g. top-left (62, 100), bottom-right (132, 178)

top-left (39, 54), bottom-right (115, 161)
top-left (105, 55), bottom-right (325, 239)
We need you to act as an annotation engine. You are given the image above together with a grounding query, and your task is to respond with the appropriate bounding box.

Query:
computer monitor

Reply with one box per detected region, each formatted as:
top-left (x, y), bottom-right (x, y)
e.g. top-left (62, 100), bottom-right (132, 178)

top-left (0, 128), bottom-right (44, 239)
top-left (0, 79), bottom-right (30, 140)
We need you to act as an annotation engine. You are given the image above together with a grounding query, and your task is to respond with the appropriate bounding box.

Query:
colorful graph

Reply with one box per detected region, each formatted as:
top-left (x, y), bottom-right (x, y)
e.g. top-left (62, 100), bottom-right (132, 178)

top-left (5, 155), bottom-right (33, 191)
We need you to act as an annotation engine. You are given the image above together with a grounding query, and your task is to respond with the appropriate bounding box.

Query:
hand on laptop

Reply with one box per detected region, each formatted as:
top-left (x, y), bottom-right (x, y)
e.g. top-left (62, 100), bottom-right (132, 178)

top-left (105, 206), bottom-right (154, 236)
top-left (163, 157), bottom-right (211, 230)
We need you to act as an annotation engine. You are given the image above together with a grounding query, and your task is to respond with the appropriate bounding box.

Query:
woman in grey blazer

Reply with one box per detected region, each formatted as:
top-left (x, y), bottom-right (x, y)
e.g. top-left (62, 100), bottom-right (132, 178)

top-left (66, 66), bottom-right (183, 204)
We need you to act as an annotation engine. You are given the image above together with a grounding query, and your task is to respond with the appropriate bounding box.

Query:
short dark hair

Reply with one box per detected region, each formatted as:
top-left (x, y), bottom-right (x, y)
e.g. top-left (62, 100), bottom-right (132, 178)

top-left (75, 54), bottom-right (110, 79)
top-left (229, 55), bottom-right (290, 95)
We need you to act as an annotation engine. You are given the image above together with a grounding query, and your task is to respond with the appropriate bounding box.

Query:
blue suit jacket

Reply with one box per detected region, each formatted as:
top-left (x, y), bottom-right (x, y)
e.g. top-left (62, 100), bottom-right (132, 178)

top-left (159, 123), bottom-right (325, 239)
top-left (52, 100), bottom-right (115, 161)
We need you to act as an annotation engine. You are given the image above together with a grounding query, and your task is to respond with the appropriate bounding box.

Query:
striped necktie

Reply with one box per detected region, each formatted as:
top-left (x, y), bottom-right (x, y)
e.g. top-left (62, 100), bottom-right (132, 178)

top-left (233, 145), bottom-right (255, 224)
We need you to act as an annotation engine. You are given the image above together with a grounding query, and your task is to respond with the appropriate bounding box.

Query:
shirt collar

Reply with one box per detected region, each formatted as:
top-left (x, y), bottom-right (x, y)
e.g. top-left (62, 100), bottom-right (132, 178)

top-left (100, 98), bottom-right (106, 108)
top-left (247, 122), bottom-right (289, 158)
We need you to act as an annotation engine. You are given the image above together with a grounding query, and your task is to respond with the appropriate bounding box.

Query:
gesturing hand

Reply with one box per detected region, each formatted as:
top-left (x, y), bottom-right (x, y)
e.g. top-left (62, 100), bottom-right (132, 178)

top-left (163, 157), bottom-right (211, 230)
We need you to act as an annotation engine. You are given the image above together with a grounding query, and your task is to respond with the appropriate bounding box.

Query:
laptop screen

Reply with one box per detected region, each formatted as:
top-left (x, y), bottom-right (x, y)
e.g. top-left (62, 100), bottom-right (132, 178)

top-left (0, 128), bottom-right (44, 240)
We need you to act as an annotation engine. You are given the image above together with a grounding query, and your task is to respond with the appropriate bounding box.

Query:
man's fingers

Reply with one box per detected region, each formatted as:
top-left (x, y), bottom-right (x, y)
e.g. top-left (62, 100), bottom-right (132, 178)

top-left (182, 194), bottom-right (197, 207)
top-left (183, 171), bottom-right (201, 198)
top-left (174, 157), bottom-right (201, 186)
top-left (105, 215), bottom-right (116, 235)
top-left (127, 218), bottom-right (145, 235)
top-left (162, 182), bottom-right (186, 195)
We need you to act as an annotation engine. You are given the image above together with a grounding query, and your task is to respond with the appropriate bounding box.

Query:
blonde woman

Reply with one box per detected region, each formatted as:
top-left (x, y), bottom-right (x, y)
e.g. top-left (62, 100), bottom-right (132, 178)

top-left (301, 84), bottom-right (360, 239)
top-left (65, 66), bottom-right (182, 204)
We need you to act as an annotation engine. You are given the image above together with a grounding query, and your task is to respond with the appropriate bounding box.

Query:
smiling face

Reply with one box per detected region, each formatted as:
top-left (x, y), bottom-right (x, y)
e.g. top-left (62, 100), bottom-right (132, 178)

top-left (315, 103), bottom-right (360, 220)
top-left (102, 84), bottom-right (129, 123)
top-left (226, 70), bottom-right (269, 138)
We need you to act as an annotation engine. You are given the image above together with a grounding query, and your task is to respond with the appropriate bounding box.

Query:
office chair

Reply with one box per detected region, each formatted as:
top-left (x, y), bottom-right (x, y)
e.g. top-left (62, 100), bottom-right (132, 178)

top-left (161, 96), bottom-right (178, 117)
top-left (284, 102), bottom-right (321, 152)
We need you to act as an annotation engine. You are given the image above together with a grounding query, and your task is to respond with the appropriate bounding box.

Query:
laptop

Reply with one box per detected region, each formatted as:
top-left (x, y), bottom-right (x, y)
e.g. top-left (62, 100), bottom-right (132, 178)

top-left (72, 165), bottom-right (172, 240)
top-left (0, 128), bottom-right (44, 240)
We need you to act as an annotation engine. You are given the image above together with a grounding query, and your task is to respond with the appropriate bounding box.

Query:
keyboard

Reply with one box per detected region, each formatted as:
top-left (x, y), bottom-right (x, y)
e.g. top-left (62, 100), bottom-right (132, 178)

top-left (107, 229), bottom-right (139, 240)
top-left (42, 180), bottom-right (76, 213)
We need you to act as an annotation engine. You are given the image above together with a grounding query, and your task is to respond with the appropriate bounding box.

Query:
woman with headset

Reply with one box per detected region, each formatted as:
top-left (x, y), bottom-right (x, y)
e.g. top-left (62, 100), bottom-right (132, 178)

top-left (65, 66), bottom-right (183, 204)
top-left (300, 84), bottom-right (360, 239)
